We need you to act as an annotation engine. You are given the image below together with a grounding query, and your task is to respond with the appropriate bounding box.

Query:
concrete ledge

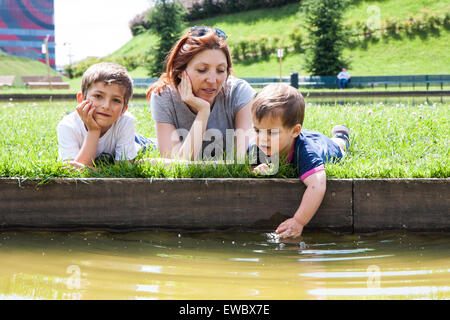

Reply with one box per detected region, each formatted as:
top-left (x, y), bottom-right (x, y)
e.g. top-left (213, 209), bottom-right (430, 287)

top-left (0, 178), bottom-right (448, 233)
top-left (354, 179), bottom-right (450, 232)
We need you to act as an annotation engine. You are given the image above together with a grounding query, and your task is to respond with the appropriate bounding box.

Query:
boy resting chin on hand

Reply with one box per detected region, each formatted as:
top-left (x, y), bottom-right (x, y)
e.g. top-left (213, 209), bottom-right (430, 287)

top-left (57, 62), bottom-right (154, 169)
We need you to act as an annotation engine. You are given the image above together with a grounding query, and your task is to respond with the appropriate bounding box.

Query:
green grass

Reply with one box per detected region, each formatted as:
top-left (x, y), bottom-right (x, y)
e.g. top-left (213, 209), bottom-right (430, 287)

top-left (343, 0), bottom-right (449, 24)
top-left (231, 29), bottom-right (450, 77)
top-left (106, 32), bottom-right (158, 58)
top-left (0, 55), bottom-right (63, 85)
top-left (196, 0), bottom-right (448, 41)
top-left (344, 30), bottom-right (450, 75)
top-left (0, 99), bottom-right (448, 179)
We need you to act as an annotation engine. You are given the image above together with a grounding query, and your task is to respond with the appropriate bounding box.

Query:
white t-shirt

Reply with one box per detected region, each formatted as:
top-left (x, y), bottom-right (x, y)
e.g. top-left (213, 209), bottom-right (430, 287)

top-left (337, 71), bottom-right (351, 80)
top-left (57, 111), bottom-right (140, 161)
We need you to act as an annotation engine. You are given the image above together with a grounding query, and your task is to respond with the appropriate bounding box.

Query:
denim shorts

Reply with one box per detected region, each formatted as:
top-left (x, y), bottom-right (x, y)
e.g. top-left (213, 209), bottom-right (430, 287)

top-left (135, 133), bottom-right (158, 154)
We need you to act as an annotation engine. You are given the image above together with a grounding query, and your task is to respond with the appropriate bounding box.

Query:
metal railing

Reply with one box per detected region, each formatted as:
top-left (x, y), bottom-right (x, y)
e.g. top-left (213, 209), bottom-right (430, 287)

top-left (133, 74), bottom-right (450, 90)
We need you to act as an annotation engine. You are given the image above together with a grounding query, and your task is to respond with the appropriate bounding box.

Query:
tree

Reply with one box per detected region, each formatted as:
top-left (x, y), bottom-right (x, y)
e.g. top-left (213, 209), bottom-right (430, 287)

top-left (303, 0), bottom-right (350, 75)
top-left (63, 64), bottom-right (74, 79)
top-left (145, 0), bottom-right (186, 77)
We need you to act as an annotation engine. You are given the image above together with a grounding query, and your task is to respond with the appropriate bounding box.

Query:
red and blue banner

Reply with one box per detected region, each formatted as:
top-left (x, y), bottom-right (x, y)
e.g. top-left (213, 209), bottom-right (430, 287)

top-left (0, 0), bottom-right (55, 67)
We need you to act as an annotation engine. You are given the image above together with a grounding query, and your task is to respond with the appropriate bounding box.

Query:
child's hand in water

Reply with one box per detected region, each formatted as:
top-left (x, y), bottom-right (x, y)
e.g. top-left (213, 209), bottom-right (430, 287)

top-left (275, 218), bottom-right (304, 238)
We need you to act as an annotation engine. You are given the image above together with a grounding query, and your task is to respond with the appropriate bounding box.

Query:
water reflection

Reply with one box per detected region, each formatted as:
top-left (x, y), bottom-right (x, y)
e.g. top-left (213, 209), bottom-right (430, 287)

top-left (297, 255), bottom-right (394, 262)
top-left (300, 269), bottom-right (447, 278)
top-left (140, 265), bottom-right (162, 274)
top-left (308, 286), bottom-right (450, 298)
top-left (0, 231), bottom-right (448, 300)
top-left (299, 248), bottom-right (373, 254)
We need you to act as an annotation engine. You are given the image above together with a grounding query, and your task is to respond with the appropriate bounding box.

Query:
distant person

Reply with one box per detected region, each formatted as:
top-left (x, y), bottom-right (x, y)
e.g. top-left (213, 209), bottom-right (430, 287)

top-left (147, 26), bottom-right (255, 161)
top-left (249, 83), bottom-right (350, 238)
top-left (337, 68), bottom-right (351, 89)
top-left (57, 62), bottom-right (154, 169)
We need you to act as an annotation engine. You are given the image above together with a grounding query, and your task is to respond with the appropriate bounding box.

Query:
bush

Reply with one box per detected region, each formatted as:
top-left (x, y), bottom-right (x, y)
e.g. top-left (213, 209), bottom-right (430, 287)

top-left (231, 44), bottom-right (240, 61)
top-left (63, 64), bottom-right (74, 79)
top-left (445, 12), bottom-right (450, 27)
top-left (202, 0), bottom-right (222, 15)
top-left (258, 35), bottom-right (270, 59)
top-left (288, 27), bottom-right (303, 53)
top-left (185, 0), bottom-right (299, 21)
top-left (427, 13), bottom-right (442, 30)
top-left (385, 19), bottom-right (399, 36)
top-left (117, 54), bottom-right (143, 71)
top-left (187, 2), bottom-right (204, 20)
top-left (129, 9), bottom-right (152, 36)
top-left (403, 16), bottom-right (415, 35)
top-left (238, 39), bottom-right (250, 60)
top-left (70, 57), bottom-right (102, 78)
top-left (348, 10), bottom-right (450, 45)
top-left (411, 16), bottom-right (427, 32)
top-left (248, 36), bottom-right (259, 58)
top-left (269, 35), bottom-right (281, 53)
top-left (223, 0), bottom-right (240, 12)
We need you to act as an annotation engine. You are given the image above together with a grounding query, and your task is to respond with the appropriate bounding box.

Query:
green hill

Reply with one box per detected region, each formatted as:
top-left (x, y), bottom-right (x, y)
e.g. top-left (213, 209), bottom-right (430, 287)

top-left (106, 0), bottom-right (450, 77)
top-left (0, 55), bottom-right (61, 76)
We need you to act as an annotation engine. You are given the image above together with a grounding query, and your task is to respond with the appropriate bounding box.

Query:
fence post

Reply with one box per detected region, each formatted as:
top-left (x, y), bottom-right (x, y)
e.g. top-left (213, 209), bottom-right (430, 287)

top-left (290, 72), bottom-right (298, 89)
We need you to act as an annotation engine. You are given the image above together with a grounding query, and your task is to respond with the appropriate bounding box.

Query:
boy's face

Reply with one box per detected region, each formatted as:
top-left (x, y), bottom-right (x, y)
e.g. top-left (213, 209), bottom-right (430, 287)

top-left (253, 115), bottom-right (301, 157)
top-left (77, 81), bottom-right (128, 132)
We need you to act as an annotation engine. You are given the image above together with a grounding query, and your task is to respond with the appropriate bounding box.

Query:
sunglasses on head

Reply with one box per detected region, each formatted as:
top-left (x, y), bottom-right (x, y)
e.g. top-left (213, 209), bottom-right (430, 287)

top-left (189, 26), bottom-right (227, 40)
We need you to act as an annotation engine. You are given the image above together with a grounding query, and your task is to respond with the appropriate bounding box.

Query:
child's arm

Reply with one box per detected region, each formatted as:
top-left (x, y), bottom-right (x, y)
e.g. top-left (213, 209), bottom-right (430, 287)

top-left (275, 170), bottom-right (327, 238)
top-left (74, 100), bottom-right (101, 168)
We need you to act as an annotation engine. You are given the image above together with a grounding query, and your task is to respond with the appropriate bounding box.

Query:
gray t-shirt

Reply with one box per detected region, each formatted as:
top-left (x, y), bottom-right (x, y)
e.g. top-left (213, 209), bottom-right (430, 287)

top-left (150, 76), bottom-right (255, 159)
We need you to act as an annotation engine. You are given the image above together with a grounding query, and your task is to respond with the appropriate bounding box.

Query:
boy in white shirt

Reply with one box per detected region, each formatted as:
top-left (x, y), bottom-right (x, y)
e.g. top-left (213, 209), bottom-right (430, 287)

top-left (57, 62), bottom-right (153, 169)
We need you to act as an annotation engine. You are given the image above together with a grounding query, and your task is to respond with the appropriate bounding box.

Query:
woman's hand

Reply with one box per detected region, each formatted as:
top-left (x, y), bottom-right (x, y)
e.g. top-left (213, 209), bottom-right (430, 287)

top-left (178, 71), bottom-right (211, 114)
top-left (76, 100), bottom-right (100, 132)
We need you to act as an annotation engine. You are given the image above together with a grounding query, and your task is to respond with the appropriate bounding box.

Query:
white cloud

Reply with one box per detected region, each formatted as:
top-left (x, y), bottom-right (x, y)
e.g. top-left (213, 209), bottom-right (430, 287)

top-left (54, 0), bottom-right (152, 66)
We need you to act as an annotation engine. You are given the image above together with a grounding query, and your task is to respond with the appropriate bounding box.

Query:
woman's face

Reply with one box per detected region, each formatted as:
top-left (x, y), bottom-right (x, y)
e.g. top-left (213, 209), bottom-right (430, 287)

top-left (184, 49), bottom-right (228, 104)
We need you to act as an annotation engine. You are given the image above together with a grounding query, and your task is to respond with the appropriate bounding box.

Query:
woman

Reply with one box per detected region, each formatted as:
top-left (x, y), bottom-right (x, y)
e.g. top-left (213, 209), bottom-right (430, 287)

top-left (147, 26), bottom-right (255, 161)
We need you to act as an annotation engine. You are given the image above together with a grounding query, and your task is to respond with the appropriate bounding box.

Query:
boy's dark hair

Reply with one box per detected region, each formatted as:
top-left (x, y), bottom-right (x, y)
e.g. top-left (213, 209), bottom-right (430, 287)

top-left (252, 83), bottom-right (305, 127)
top-left (81, 62), bottom-right (133, 107)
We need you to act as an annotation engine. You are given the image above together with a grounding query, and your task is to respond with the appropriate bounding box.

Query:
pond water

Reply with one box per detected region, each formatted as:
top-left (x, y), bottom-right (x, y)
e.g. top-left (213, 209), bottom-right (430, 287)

top-left (0, 230), bottom-right (448, 300)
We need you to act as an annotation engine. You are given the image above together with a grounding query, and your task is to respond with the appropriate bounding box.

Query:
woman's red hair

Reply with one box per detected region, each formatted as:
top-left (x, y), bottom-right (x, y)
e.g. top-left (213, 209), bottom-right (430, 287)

top-left (146, 29), bottom-right (232, 100)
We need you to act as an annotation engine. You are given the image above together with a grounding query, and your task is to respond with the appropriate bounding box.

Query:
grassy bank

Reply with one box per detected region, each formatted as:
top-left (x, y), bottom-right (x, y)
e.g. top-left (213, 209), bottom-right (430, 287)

top-left (195, 0), bottom-right (449, 42)
top-left (0, 99), bottom-right (448, 180)
top-left (0, 55), bottom-right (63, 86)
top-left (102, 0), bottom-right (450, 77)
top-left (231, 29), bottom-right (450, 77)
